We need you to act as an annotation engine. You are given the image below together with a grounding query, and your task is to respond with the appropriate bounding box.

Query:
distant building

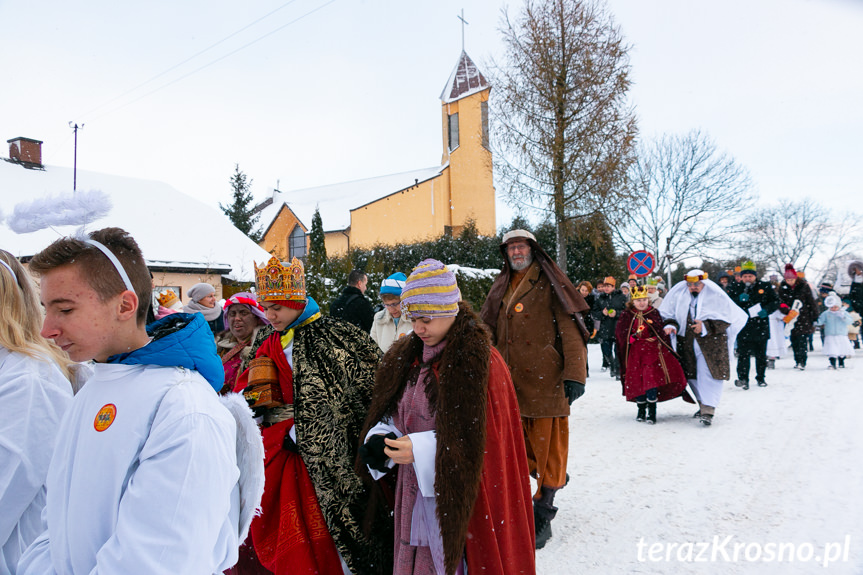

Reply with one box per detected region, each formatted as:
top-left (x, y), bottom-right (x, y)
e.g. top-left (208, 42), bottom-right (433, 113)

top-left (1, 140), bottom-right (272, 303)
top-left (255, 51), bottom-right (495, 258)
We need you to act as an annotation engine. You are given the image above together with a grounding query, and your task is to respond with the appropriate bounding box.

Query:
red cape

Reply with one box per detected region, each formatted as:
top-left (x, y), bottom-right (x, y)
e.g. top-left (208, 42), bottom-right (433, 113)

top-left (464, 348), bottom-right (536, 574)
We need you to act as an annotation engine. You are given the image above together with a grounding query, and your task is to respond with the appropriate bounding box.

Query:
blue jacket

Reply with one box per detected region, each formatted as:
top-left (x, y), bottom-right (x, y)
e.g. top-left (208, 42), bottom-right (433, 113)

top-left (816, 309), bottom-right (853, 337)
top-left (109, 313), bottom-right (224, 392)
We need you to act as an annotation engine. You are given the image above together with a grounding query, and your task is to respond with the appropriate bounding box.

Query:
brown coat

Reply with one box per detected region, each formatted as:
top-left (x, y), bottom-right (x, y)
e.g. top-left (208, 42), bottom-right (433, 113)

top-left (665, 317), bottom-right (732, 380)
top-left (489, 261), bottom-right (587, 418)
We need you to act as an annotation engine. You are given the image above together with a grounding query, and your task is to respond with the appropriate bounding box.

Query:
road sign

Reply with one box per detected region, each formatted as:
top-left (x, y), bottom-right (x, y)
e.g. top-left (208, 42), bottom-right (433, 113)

top-left (627, 250), bottom-right (656, 277)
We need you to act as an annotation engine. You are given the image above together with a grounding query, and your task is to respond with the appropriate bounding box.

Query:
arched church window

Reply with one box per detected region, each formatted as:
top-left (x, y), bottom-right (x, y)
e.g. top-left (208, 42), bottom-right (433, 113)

top-left (289, 225), bottom-right (307, 259)
top-left (448, 113), bottom-right (459, 151)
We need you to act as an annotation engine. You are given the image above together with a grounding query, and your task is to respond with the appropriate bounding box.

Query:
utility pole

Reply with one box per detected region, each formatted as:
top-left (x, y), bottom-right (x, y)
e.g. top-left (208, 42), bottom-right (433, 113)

top-left (665, 236), bottom-right (673, 287)
top-left (69, 122), bottom-right (84, 191)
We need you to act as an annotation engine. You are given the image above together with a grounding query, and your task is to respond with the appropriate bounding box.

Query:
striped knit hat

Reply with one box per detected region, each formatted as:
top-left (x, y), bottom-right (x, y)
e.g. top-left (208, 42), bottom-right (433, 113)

top-left (380, 272), bottom-right (407, 296)
top-left (400, 259), bottom-right (460, 319)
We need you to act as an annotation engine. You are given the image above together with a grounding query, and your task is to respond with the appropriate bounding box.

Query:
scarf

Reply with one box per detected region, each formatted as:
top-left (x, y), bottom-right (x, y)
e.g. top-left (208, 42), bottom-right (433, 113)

top-left (184, 299), bottom-right (223, 322)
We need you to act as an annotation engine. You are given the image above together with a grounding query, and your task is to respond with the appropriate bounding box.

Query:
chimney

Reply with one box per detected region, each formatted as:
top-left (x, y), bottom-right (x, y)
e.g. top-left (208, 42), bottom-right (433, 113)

top-left (8, 137), bottom-right (43, 168)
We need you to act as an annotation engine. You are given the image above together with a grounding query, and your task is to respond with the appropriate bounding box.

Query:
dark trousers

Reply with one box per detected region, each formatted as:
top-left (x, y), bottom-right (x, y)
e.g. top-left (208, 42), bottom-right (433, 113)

top-left (737, 338), bottom-right (768, 382)
top-left (600, 338), bottom-right (618, 374)
top-left (790, 333), bottom-right (809, 367)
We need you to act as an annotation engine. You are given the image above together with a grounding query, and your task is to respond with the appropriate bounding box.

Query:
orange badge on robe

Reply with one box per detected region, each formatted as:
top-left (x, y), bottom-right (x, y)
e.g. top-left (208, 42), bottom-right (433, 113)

top-left (514, 303), bottom-right (524, 312)
top-left (94, 404), bottom-right (117, 432)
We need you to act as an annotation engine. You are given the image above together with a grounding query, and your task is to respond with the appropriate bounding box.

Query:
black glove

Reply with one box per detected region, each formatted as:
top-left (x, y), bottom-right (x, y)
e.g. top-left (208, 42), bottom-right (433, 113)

top-left (564, 380), bottom-right (585, 405)
top-left (282, 430), bottom-right (299, 453)
top-left (359, 432), bottom-right (397, 473)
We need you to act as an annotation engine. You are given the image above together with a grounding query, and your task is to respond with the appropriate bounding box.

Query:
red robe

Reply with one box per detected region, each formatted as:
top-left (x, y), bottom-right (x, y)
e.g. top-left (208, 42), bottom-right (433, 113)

top-left (615, 306), bottom-right (687, 402)
top-left (233, 333), bottom-right (342, 575)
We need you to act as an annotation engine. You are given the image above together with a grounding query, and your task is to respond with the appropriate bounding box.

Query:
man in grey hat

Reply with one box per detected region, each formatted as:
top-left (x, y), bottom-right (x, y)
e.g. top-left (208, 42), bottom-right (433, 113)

top-left (480, 229), bottom-right (589, 549)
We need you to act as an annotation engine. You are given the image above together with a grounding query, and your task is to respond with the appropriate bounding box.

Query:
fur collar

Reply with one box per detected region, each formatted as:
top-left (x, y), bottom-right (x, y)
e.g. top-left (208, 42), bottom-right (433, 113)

top-left (363, 302), bottom-right (492, 574)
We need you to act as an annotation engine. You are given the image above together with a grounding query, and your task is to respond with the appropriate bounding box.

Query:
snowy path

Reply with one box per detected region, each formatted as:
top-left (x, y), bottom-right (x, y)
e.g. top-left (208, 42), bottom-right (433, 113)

top-left (536, 343), bottom-right (863, 574)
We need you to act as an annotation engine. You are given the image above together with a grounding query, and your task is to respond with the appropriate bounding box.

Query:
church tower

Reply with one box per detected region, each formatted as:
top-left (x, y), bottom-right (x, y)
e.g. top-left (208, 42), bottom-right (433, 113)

top-left (440, 51), bottom-right (495, 237)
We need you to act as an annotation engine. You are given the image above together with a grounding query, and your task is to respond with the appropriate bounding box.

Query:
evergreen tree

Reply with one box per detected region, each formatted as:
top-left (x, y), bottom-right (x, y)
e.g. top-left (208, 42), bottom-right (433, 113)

top-left (220, 164), bottom-right (262, 242)
top-left (305, 207), bottom-right (328, 304)
top-left (307, 207), bottom-right (327, 269)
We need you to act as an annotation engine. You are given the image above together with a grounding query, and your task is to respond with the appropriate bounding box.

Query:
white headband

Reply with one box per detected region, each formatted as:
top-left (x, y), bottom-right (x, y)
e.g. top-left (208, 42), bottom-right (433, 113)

top-left (84, 239), bottom-right (135, 292)
top-left (0, 259), bottom-right (17, 283)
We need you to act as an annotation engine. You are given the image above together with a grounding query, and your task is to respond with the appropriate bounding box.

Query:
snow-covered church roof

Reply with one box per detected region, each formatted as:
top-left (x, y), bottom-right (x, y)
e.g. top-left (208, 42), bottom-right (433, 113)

top-left (255, 164), bottom-right (445, 235)
top-left (440, 51), bottom-right (490, 104)
top-left (0, 160), bottom-right (271, 281)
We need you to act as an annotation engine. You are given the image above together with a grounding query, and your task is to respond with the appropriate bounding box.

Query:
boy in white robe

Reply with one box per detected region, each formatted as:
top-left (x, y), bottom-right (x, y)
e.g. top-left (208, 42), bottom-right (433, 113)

top-left (18, 227), bottom-right (262, 575)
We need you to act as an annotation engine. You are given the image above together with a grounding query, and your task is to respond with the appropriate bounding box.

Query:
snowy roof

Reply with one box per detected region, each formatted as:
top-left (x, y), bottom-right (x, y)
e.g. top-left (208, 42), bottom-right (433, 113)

top-left (254, 164), bottom-right (445, 235)
top-left (0, 160), bottom-right (272, 281)
top-left (440, 51), bottom-right (490, 104)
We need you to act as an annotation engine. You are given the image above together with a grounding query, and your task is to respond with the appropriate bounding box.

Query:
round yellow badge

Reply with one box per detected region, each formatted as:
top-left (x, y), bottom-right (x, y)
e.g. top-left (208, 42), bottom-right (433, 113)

top-left (514, 303), bottom-right (524, 313)
top-left (94, 404), bottom-right (117, 432)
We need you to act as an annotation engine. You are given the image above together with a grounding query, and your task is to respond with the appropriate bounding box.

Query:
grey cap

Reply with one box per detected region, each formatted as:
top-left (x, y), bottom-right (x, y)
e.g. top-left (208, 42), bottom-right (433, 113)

top-left (188, 282), bottom-right (216, 302)
top-left (501, 229), bottom-right (537, 245)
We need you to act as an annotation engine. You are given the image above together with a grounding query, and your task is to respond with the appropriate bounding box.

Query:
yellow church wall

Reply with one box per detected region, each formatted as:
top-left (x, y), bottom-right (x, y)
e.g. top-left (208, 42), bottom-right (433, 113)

top-left (260, 205), bottom-right (308, 261)
top-left (324, 230), bottom-right (350, 256)
top-left (348, 172), bottom-right (455, 249)
top-left (446, 89), bottom-right (495, 237)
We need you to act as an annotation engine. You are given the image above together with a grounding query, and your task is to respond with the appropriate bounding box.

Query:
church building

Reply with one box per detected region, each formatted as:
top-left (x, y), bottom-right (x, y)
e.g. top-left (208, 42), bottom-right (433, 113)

top-left (255, 51), bottom-right (495, 258)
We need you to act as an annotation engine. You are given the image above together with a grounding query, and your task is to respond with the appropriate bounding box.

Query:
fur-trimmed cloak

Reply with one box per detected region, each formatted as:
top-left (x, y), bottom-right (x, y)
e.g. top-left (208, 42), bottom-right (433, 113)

top-left (615, 306), bottom-right (687, 402)
top-left (242, 318), bottom-right (388, 574)
top-left (361, 303), bottom-right (536, 575)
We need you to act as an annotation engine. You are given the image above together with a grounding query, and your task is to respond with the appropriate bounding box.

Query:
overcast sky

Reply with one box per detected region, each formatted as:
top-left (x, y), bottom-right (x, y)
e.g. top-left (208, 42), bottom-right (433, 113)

top-left (2, 0), bottom-right (861, 233)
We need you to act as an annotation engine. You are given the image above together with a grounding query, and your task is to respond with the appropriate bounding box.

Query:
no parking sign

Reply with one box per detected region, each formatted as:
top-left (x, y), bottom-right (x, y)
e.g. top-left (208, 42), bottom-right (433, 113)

top-left (627, 250), bottom-right (656, 277)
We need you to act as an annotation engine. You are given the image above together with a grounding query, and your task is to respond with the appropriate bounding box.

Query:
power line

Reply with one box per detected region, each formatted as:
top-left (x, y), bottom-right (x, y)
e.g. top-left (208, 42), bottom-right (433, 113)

top-left (82, 0), bottom-right (336, 123)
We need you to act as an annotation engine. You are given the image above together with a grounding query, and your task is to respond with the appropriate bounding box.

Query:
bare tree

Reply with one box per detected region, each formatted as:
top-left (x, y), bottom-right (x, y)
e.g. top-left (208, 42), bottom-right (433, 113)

top-left (738, 198), bottom-right (862, 275)
top-left (491, 0), bottom-right (637, 269)
top-left (611, 130), bottom-right (756, 274)
top-left (813, 212), bottom-right (863, 278)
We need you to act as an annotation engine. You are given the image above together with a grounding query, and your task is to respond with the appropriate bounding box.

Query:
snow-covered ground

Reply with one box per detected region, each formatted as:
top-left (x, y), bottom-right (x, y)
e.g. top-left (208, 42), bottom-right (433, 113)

top-left (537, 341), bottom-right (863, 574)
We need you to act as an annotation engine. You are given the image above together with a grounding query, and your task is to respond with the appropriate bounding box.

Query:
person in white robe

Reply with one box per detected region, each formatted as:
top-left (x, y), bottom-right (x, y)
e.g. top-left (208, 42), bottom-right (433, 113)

top-left (0, 252), bottom-right (74, 575)
top-left (766, 310), bottom-right (790, 362)
top-left (659, 270), bottom-right (747, 426)
top-left (17, 228), bottom-right (263, 575)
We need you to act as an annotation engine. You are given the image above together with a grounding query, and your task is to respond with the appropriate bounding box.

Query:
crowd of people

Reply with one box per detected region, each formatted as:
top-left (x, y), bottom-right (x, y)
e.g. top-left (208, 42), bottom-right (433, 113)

top-left (582, 260), bottom-right (862, 426)
top-left (3, 225), bottom-right (861, 575)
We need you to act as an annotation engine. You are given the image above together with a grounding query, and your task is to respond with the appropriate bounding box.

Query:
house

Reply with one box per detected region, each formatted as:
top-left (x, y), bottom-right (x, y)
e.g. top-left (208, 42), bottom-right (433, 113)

top-left (1, 138), bottom-right (272, 303)
top-left (255, 50), bottom-right (495, 258)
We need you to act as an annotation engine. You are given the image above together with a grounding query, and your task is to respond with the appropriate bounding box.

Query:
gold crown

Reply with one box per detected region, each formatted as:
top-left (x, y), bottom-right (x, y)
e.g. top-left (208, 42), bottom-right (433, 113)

top-left (685, 270), bottom-right (708, 283)
top-left (157, 290), bottom-right (179, 307)
top-left (255, 256), bottom-right (306, 302)
top-left (631, 286), bottom-right (649, 300)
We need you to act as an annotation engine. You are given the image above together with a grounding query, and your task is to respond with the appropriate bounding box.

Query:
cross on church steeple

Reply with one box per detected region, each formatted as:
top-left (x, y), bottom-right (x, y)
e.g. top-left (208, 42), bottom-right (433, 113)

top-left (457, 9), bottom-right (469, 52)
